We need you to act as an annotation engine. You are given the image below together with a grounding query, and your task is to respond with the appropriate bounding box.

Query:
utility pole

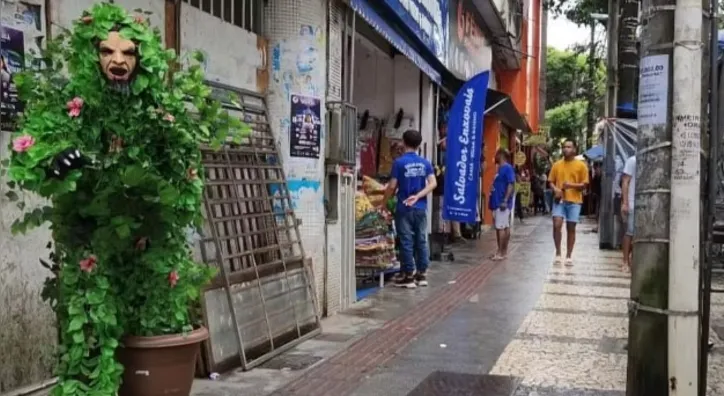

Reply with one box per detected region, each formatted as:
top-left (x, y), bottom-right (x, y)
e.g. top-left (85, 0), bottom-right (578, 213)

top-left (626, 0), bottom-right (706, 393)
top-left (590, 11), bottom-right (616, 118)
top-left (617, 0), bottom-right (640, 116)
top-left (539, 3), bottom-right (548, 124)
top-left (585, 21), bottom-right (596, 149)
top-left (605, 0), bottom-right (619, 118)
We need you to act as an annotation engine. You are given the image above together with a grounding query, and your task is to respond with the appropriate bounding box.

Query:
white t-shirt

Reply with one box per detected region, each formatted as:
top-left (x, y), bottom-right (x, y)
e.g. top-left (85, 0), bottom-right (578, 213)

top-left (623, 156), bottom-right (636, 207)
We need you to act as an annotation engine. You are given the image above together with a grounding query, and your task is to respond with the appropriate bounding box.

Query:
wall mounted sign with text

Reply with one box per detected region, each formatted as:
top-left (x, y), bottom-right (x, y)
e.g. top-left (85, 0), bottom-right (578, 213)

top-left (384, 0), bottom-right (449, 63)
top-left (447, 0), bottom-right (486, 80)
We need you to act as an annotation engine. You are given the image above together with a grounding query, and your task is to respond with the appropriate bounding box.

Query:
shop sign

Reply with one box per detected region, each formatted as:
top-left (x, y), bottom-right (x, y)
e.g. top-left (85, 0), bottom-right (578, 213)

top-left (384, 0), bottom-right (449, 62)
top-left (514, 151), bottom-right (527, 166)
top-left (447, 0), bottom-right (486, 80)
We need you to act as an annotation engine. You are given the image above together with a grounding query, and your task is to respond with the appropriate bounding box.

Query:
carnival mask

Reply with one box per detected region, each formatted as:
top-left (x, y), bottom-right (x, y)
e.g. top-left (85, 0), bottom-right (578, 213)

top-left (98, 31), bottom-right (137, 85)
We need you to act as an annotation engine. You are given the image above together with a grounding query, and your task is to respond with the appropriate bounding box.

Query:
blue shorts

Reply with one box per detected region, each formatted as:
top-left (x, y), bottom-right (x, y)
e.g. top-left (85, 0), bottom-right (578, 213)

top-left (552, 201), bottom-right (582, 223)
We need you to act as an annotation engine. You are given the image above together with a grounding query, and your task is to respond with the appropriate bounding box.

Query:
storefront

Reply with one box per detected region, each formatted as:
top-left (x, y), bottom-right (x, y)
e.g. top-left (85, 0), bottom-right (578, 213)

top-left (346, 0), bottom-right (444, 298)
top-left (340, 0), bottom-right (531, 298)
top-left (445, 0), bottom-right (531, 227)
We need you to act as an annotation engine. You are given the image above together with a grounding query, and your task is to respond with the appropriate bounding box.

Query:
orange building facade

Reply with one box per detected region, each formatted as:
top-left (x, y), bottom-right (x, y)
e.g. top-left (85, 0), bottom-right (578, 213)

top-left (480, 0), bottom-right (542, 226)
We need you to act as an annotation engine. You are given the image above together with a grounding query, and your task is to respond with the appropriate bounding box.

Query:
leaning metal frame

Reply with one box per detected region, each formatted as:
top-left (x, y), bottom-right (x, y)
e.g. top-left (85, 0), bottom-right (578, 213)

top-left (195, 82), bottom-right (322, 373)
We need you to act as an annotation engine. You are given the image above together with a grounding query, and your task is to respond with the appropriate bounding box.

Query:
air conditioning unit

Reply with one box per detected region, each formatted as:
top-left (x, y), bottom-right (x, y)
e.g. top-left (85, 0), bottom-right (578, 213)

top-left (326, 101), bottom-right (358, 165)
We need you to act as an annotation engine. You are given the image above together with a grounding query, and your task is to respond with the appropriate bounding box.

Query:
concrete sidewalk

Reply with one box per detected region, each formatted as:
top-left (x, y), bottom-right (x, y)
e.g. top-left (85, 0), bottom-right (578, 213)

top-left (192, 218), bottom-right (536, 396)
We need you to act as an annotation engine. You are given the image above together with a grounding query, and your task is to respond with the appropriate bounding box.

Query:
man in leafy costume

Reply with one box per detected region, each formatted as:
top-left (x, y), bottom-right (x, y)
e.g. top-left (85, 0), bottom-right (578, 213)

top-left (4, 4), bottom-right (244, 395)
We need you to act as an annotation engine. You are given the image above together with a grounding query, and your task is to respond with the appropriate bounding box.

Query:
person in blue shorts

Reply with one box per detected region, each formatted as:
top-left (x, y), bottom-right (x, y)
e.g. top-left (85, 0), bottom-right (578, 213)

top-left (548, 140), bottom-right (589, 266)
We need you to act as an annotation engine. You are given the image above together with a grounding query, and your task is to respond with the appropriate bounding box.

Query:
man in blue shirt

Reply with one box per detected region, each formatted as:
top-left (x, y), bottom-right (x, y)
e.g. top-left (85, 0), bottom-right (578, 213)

top-left (488, 148), bottom-right (515, 260)
top-left (383, 130), bottom-right (437, 289)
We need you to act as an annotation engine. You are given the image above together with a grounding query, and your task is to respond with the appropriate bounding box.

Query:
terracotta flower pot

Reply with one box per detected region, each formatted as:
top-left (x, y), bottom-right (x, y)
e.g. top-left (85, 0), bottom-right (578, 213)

top-left (117, 327), bottom-right (209, 396)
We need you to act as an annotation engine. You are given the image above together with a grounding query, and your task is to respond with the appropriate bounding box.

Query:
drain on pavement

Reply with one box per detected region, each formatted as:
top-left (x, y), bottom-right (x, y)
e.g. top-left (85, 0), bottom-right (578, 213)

top-left (258, 354), bottom-right (322, 371)
top-left (406, 371), bottom-right (520, 396)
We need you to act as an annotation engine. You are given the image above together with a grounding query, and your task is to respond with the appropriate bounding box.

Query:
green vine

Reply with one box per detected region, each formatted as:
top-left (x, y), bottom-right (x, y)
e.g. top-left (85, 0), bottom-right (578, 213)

top-left (1, 4), bottom-right (249, 395)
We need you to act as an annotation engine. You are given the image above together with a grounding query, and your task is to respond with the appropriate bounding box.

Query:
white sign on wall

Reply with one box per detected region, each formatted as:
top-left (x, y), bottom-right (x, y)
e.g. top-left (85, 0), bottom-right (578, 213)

top-left (638, 54), bottom-right (669, 127)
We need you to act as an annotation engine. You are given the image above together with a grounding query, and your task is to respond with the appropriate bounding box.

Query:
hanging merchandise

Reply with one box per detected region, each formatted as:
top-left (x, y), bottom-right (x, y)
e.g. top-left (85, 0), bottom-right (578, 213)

top-left (377, 112), bottom-right (415, 175)
top-left (358, 115), bottom-right (382, 176)
top-left (514, 150), bottom-right (527, 166)
top-left (443, 71), bottom-right (490, 223)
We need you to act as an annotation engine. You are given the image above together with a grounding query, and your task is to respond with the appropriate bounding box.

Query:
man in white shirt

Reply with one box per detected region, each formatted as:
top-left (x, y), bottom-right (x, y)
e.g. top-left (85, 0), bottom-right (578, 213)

top-left (621, 155), bottom-right (636, 272)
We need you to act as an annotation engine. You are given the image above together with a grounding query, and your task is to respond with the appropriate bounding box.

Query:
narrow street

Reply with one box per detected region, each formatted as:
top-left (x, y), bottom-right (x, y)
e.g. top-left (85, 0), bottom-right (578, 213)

top-left (189, 216), bottom-right (630, 396)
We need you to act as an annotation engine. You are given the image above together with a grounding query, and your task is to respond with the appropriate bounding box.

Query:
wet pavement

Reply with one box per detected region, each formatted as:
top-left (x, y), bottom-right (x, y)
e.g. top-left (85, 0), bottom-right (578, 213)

top-left (24, 214), bottom-right (724, 395)
top-left (191, 215), bottom-right (635, 396)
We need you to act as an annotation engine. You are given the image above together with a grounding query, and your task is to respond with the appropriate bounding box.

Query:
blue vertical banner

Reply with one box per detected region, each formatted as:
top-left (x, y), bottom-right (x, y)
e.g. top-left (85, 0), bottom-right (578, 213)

top-left (443, 71), bottom-right (489, 223)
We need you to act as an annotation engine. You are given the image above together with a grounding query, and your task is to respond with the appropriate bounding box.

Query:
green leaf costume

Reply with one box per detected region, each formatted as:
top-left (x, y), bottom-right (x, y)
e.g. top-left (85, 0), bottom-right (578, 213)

top-left (3, 4), bottom-right (248, 395)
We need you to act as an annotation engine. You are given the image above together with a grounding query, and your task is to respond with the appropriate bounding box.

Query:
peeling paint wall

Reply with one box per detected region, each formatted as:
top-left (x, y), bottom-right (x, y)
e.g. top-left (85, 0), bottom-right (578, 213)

top-left (0, 1), bottom-right (55, 391)
top-left (0, 1), bottom-right (50, 390)
top-left (263, 0), bottom-right (327, 310)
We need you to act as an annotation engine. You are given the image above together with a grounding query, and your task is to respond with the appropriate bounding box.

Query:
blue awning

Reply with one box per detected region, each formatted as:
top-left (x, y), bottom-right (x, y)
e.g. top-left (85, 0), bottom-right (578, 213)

top-left (584, 145), bottom-right (604, 160)
top-left (350, 0), bottom-right (441, 84)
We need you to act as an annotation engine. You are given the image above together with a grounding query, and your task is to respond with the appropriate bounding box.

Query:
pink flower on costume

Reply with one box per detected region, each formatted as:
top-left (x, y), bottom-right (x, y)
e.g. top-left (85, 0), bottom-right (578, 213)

top-left (67, 97), bottom-right (84, 118)
top-left (79, 255), bottom-right (97, 273)
top-left (163, 113), bottom-right (175, 123)
top-left (12, 135), bottom-right (35, 153)
top-left (187, 167), bottom-right (198, 181)
top-left (168, 271), bottom-right (179, 287)
top-left (134, 15), bottom-right (146, 24)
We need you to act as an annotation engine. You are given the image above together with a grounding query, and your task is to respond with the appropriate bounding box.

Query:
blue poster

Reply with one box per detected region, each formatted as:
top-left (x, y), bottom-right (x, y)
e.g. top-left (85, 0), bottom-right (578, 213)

top-left (443, 71), bottom-right (489, 223)
top-left (384, 0), bottom-right (448, 63)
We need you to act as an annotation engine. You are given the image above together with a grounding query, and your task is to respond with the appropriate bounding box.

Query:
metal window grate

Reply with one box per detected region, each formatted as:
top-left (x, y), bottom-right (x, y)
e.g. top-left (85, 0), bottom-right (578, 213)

top-left (182, 0), bottom-right (263, 34)
top-left (192, 83), bottom-right (321, 373)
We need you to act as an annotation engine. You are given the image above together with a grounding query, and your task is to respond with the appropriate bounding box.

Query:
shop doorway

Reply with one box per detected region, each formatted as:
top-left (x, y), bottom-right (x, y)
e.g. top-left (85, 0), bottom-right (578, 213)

top-left (344, 9), bottom-right (440, 299)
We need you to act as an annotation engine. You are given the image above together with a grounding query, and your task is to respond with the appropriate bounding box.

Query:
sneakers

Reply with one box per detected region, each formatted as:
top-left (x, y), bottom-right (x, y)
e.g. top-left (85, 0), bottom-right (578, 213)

top-left (395, 273), bottom-right (417, 289)
top-left (415, 272), bottom-right (428, 287)
top-left (394, 272), bottom-right (429, 288)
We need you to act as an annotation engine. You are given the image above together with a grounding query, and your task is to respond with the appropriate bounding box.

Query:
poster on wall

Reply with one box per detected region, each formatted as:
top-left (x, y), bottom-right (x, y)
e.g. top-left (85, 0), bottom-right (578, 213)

top-left (1, 26), bottom-right (24, 131)
top-left (289, 94), bottom-right (321, 159)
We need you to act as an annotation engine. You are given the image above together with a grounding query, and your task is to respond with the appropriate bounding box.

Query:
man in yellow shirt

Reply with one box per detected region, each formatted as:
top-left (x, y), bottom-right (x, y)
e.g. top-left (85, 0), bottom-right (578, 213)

top-left (548, 139), bottom-right (589, 266)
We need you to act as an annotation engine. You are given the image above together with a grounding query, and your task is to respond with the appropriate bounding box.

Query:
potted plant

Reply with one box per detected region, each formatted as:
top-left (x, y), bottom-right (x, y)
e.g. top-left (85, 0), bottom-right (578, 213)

top-left (1, 4), bottom-right (248, 396)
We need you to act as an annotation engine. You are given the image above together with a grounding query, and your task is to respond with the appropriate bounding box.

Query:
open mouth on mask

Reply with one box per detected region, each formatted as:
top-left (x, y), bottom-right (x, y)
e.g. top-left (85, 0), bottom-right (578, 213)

top-left (109, 66), bottom-right (129, 79)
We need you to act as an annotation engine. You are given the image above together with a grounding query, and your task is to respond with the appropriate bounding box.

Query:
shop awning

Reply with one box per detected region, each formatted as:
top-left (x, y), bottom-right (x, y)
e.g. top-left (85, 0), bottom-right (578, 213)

top-left (484, 89), bottom-right (531, 133)
top-left (350, 0), bottom-right (441, 84)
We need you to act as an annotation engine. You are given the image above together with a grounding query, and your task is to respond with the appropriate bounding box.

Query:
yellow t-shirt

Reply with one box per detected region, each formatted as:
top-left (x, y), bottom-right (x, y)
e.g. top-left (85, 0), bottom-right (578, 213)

top-left (548, 159), bottom-right (589, 204)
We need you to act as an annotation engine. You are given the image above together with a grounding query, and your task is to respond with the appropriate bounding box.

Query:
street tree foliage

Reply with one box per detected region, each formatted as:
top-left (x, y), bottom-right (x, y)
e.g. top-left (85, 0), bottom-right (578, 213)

top-left (545, 100), bottom-right (587, 142)
top-left (545, 48), bottom-right (605, 143)
top-left (544, 0), bottom-right (607, 26)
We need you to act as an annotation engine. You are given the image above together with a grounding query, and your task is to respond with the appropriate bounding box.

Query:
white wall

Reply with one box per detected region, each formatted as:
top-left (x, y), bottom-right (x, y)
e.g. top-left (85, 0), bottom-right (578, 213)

top-left (51, 0), bottom-right (165, 40)
top-left (393, 55), bottom-right (421, 130)
top-left (180, 4), bottom-right (267, 93)
top-left (263, 0), bottom-right (328, 313)
top-left (353, 35), bottom-right (394, 118)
